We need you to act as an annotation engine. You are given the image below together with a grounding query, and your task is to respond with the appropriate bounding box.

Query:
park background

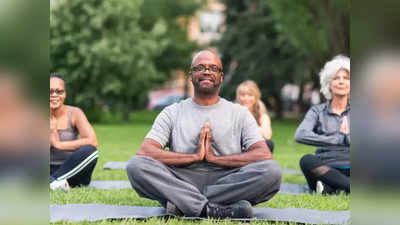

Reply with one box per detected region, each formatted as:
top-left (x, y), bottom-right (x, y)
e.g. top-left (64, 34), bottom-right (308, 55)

top-left (50, 0), bottom-right (350, 224)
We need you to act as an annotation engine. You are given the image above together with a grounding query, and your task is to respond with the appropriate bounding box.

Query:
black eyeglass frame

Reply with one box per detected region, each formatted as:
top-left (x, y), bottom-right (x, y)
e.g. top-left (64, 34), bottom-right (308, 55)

top-left (191, 64), bottom-right (222, 73)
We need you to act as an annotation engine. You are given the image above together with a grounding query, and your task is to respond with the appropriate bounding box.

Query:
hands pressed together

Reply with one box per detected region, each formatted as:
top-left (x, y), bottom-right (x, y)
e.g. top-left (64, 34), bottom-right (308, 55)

top-left (195, 122), bottom-right (217, 163)
top-left (50, 114), bottom-right (60, 148)
top-left (340, 116), bottom-right (349, 134)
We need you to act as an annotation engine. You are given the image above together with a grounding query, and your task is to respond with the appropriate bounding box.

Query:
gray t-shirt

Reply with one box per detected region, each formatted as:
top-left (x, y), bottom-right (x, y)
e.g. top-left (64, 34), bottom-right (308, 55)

top-left (146, 98), bottom-right (263, 156)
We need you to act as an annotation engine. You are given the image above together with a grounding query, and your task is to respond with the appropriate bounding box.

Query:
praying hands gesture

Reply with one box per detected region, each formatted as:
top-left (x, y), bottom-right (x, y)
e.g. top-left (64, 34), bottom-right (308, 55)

top-left (340, 116), bottom-right (349, 134)
top-left (195, 122), bottom-right (271, 166)
top-left (50, 115), bottom-right (60, 147)
top-left (138, 121), bottom-right (271, 167)
top-left (196, 122), bottom-right (216, 162)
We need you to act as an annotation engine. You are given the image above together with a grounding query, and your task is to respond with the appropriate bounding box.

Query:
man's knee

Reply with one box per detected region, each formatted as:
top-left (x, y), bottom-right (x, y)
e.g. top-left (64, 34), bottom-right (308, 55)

top-left (126, 156), bottom-right (156, 179)
top-left (264, 160), bottom-right (282, 184)
top-left (251, 160), bottom-right (282, 186)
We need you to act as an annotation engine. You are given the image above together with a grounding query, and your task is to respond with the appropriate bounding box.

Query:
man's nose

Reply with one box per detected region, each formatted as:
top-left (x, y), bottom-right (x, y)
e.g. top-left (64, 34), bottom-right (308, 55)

top-left (201, 70), bottom-right (212, 76)
top-left (202, 68), bottom-right (213, 74)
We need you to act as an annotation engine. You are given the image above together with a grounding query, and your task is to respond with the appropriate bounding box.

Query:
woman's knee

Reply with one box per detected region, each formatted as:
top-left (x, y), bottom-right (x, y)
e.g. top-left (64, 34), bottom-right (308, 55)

top-left (77, 144), bottom-right (97, 152)
top-left (74, 145), bottom-right (97, 156)
top-left (266, 140), bottom-right (274, 153)
top-left (299, 154), bottom-right (320, 172)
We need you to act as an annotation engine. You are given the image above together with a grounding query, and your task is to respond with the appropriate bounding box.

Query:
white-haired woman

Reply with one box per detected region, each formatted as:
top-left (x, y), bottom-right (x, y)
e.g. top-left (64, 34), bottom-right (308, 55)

top-left (294, 55), bottom-right (350, 194)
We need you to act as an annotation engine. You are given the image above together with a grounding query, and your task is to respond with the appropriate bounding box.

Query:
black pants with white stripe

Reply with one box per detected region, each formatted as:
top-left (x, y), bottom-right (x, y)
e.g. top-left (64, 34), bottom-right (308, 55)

top-left (50, 145), bottom-right (98, 188)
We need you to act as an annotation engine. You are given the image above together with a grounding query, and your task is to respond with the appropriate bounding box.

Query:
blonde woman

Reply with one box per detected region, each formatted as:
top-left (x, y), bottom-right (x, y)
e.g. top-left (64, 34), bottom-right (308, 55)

top-left (236, 80), bottom-right (274, 153)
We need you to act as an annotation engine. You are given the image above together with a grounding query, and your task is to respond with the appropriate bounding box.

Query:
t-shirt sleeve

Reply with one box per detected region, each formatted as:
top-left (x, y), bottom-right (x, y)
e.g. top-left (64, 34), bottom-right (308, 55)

top-left (145, 105), bottom-right (175, 148)
top-left (241, 108), bottom-right (264, 150)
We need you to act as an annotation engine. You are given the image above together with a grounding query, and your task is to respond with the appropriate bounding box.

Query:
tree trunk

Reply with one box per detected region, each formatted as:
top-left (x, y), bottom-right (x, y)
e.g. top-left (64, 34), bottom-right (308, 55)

top-left (122, 101), bottom-right (131, 121)
top-left (273, 92), bottom-right (283, 120)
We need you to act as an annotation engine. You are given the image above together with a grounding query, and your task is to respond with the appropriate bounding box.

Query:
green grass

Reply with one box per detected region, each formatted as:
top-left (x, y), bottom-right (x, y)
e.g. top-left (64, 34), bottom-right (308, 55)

top-left (50, 110), bottom-right (349, 224)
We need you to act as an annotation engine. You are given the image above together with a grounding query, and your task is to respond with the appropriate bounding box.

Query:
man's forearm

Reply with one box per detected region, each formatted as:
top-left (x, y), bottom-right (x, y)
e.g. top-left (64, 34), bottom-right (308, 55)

top-left (137, 145), bottom-right (200, 166)
top-left (208, 148), bottom-right (271, 167)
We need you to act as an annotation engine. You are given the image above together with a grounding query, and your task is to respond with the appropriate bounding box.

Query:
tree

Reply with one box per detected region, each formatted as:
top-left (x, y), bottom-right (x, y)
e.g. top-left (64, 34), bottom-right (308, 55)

top-left (218, 0), bottom-right (349, 118)
top-left (50, 0), bottom-right (199, 121)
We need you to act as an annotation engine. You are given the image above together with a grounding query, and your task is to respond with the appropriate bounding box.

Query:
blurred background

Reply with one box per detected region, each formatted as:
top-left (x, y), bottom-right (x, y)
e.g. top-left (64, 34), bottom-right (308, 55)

top-left (50, 0), bottom-right (349, 122)
top-left (1, 0), bottom-right (400, 224)
top-left (0, 0), bottom-right (48, 225)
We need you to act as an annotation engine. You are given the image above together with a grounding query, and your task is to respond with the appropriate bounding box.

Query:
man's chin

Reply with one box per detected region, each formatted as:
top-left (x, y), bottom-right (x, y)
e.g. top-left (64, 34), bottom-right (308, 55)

top-left (197, 87), bottom-right (218, 95)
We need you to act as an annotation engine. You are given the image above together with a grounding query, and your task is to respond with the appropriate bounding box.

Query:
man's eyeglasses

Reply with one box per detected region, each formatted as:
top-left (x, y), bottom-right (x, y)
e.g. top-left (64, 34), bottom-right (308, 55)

top-left (50, 89), bottom-right (65, 95)
top-left (191, 64), bottom-right (222, 73)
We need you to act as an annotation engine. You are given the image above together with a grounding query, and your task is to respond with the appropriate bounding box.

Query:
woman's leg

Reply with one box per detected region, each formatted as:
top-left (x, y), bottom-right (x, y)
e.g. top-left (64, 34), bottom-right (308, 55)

top-left (50, 165), bottom-right (60, 182)
top-left (67, 158), bottom-right (97, 187)
top-left (300, 154), bottom-right (350, 193)
top-left (265, 139), bottom-right (274, 153)
top-left (50, 145), bottom-right (98, 187)
top-left (299, 154), bottom-right (321, 191)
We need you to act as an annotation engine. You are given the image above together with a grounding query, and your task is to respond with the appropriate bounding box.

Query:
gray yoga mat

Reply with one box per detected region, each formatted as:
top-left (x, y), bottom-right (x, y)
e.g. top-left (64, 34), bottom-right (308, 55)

top-left (89, 180), bottom-right (310, 195)
top-left (103, 161), bottom-right (303, 175)
top-left (50, 204), bottom-right (350, 224)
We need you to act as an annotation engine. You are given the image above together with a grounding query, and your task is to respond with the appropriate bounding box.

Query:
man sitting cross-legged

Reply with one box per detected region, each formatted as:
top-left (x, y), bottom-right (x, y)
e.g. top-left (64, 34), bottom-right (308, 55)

top-left (126, 50), bottom-right (282, 219)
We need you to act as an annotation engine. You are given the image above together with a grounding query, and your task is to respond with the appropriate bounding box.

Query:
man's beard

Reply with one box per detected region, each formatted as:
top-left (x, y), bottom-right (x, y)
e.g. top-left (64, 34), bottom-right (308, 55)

top-left (192, 78), bottom-right (221, 96)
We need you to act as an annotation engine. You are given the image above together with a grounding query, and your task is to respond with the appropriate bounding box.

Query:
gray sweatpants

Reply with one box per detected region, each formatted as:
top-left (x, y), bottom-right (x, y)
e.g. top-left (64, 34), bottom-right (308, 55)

top-left (126, 156), bottom-right (282, 217)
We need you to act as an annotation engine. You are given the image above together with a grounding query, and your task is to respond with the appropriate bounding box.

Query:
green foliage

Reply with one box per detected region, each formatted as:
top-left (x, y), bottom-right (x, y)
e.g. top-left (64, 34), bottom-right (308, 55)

top-left (266, 0), bottom-right (349, 74)
top-left (218, 0), bottom-right (349, 116)
top-left (50, 0), bottom-right (199, 121)
top-left (138, 0), bottom-right (201, 76)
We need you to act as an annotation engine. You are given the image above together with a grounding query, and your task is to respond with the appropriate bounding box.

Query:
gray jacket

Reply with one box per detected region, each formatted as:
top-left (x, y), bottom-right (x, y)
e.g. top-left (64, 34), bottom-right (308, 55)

top-left (294, 101), bottom-right (350, 167)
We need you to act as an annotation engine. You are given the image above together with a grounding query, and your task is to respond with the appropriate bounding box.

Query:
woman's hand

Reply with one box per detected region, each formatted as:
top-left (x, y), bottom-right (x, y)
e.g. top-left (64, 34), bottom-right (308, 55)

top-left (50, 116), bottom-right (57, 131)
top-left (50, 117), bottom-right (60, 148)
top-left (340, 116), bottom-right (349, 134)
top-left (50, 129), bottom-right (60, 148)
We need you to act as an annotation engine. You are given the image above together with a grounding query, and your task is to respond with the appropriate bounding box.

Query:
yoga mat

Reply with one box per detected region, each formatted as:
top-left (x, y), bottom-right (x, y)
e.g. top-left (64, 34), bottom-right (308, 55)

top-left (103, 161), bottom-right (303, 175)
top-left (282, 168), bottom-right (303, 175)
top-left (103, 161), bottom-right (127, 170)
top-left (89, 180), bottom-right (131, 190)
top-left (89, 181), bottom-right (311, 195)
top-left (279, 183), bottom-right (311, 195)
top-left (50, 204), bottom-right (350, 224)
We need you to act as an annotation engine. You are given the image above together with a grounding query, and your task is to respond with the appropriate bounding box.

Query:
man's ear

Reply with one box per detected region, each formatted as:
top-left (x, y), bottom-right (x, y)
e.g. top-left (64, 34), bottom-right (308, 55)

top-left (189, 71), bottom-right (193, 81)
top-left (220, 72), bottom-right (224, 82)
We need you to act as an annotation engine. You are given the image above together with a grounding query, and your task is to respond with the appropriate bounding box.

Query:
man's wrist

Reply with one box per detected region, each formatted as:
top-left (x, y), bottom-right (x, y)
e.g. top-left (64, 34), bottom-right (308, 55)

top-left (206, 152), bottom-right (217, 163)
top-left (194, 152), bottom-right (203, 162)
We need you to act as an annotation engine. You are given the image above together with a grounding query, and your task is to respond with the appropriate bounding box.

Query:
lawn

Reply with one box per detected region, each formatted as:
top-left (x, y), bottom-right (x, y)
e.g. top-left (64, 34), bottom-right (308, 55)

top-left (50, 110), bottom-right (350, 224)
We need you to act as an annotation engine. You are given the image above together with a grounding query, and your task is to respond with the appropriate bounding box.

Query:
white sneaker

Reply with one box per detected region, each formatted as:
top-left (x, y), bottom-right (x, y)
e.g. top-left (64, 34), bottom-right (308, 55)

top-left (316, 180), bottom-right (324, 194)
top-left (50, 179), bottom-right (70, 191)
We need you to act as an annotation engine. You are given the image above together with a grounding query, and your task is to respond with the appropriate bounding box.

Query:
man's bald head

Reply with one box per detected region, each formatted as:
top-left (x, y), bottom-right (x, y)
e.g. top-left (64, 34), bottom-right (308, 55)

top-left (191, 50), bottom-right (223, 70)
